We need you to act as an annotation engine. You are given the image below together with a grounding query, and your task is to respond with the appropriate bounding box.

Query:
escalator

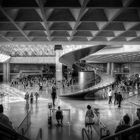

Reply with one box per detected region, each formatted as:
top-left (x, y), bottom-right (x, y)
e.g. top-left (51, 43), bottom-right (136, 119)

top-left (0, 122), bottom-right (29, 140)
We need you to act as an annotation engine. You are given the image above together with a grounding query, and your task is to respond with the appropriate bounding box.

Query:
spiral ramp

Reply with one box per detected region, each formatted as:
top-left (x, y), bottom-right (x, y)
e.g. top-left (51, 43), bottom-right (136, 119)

top-left (59, 45), bottom-right (115, 98)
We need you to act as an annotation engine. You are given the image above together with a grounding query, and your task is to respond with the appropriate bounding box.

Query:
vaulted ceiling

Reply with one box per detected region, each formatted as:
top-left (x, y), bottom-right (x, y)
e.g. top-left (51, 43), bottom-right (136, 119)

top-left (0, 0), bottom-right (140, 43)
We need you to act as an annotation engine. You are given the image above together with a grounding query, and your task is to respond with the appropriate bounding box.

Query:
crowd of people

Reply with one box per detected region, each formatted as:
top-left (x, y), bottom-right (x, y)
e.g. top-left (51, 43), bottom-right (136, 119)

top-left (85, 104), bottom-right (140, 139)
top-left (0, 72), bottom-right (139, 138)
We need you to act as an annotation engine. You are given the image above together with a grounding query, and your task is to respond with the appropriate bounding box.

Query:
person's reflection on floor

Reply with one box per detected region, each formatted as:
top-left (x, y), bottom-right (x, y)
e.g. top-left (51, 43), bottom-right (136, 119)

top-left (35, 102), bottom-right (39, 114)
top-left (25, 102), bottom-right (29, 112)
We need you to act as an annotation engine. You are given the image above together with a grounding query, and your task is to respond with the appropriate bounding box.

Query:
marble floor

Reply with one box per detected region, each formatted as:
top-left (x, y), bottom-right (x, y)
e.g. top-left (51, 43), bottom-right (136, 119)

top-left (0, 84), bottom-right (140, 140)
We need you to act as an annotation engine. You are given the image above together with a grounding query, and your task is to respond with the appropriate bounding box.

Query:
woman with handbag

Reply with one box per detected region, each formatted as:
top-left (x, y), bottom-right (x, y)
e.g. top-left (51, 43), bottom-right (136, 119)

top-left (85, 105), bottom-right (94, 131)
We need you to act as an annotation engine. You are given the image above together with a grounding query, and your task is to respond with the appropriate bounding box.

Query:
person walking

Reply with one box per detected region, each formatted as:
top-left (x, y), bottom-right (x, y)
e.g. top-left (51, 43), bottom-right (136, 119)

top-left (108, 89), bottom-right (112, 104)
top-left (51, 84), bottom-right (57, 106)
top-left (117, 92), bottom-right (123, 108)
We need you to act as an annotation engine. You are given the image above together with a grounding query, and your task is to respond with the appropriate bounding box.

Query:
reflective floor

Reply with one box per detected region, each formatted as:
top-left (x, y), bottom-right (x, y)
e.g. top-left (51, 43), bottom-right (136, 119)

top-left (0, 84), bottom-right (140, 140)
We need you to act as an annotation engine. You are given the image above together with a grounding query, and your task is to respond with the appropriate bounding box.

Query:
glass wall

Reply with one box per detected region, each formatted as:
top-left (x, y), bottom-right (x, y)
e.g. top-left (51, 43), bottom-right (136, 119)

top-left (10, 64), bottom-right (55, 80)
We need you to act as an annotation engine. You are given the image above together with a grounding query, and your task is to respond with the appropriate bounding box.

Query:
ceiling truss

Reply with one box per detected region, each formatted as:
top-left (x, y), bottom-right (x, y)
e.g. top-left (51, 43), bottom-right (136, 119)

top-left (0, 0), bottom-right (140, 43)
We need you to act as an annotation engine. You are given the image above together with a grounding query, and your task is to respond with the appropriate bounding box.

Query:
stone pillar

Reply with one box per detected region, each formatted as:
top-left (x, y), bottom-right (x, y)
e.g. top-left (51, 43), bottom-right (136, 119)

top-left (110, 62), bottom-right (114, 76)
top-left (55, 45), bottom-right (63, 82)
top-left (107, 62), bottom-right (111, 75)
top-left (3, 62), bottom-right (10, 83)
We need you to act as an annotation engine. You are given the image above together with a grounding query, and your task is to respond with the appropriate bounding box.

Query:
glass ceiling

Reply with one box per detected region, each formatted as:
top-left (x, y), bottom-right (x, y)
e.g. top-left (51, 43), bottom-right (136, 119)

top-left (0, 44), bottom-right (55, 56)
top-left (0, 44), bottom-right (91, 57)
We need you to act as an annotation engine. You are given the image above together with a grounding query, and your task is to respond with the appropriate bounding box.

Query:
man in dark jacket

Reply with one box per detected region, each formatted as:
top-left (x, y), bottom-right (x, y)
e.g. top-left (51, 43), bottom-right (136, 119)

top-left (51, 85), bottom-right (57, 106)
top-left (117, 92), bottom-right (123, 108)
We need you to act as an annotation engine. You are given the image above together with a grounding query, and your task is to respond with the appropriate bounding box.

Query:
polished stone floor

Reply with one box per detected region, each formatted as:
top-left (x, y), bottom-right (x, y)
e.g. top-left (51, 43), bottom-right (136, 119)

top-left (0, 84), bottom-right (140, 140)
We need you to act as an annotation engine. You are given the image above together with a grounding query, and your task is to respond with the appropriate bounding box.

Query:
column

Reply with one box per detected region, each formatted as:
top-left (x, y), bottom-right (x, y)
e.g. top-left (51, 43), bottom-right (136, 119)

top-left (55, 45), bottom-right (63, 82)
top-left (107, 62), bottom-right (111, 75)
top-left (79, 71), bottom-right (95, 90)
top-left (3, 62), bottom-right (10, 83)
top-left (110, 62), bottom-right (114, 76)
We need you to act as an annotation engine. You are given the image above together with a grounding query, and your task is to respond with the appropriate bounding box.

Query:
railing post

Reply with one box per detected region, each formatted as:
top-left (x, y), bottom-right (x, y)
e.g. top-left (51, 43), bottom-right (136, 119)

top-left (21, 128), bottom-right (24, 135)
top-left (40, 128), bottom-right (42, 139)
top-left (100, 127), bottom-right (102, 139)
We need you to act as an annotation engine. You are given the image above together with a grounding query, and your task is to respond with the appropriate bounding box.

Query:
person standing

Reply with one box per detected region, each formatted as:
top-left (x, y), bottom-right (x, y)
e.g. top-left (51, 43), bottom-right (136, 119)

top-left (24, 92), bottom-right (29, 103)
top-left (114, 92), bottom-right (118, 105)
top-left (108, 89), bottom-right (112, 104)
top-left (117, 92), bottom-right (123, 108)
top-left (85, 105), bottom-right (94, 131)
top-left (51, 84), bottom-right (57, 106)
top-left (56, 106), bottom-right (63, 127)
top-left (30, 92), bottom-right (34, 104)
top-left (35, 92), bottom-right (39, 103)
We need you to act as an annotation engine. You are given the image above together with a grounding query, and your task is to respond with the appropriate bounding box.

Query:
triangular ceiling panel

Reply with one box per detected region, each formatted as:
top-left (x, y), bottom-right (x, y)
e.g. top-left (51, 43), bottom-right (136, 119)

top-left (97, 31), bottom-right (115, 37)
top-left (129, 23), bottom-right (140, 31)
top-left (48, 9), bottom-right (75, 21)
top-left (72, 37), bottom-right (88, 41)
top-left (51, 31), bottom-right (70, 36)
top-left (23, 23), bottom-right (45, 30)
top-left (81, 9), bottom-right (108, 21)
top-left (52, 37), bottom-right (68, 41)
top-left (103, 22), bottom-right (125, 30)
top-left (74, 31), bottom-right (92, 37)
top-left (91, 36), bottom-right (107, 41)
top-left (50, 22), bottom-right (72, 30)
top-left (77, 22), bottom-right (98, 30)
top-left (111, 37), bottom-right (126, 41)
top-left (0, 23), bottom-right (18, 31)
top-left (44, 0), bottom-right (81, 7)
top-left (70, 9), bottom-right (81, 21)
top-left (28, 31), bottom-right (47, 36)
top-left (113, 9), bottom-right (140, 21)
top-left (15, 9), bottom-right (42, 21)
top-left (87, 0), bottom-right (122, 7)
top-left (2, 0), bottom-right (38, 7)
top-left (0, 11), bottom-right (10, 21)
top-left (119, 31), bottom-right (137, 37)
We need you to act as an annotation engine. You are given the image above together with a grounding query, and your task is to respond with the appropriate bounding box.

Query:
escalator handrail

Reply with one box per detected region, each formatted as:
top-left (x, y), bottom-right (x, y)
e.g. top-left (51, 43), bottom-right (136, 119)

top-left (17, 110), bottom-right (31, 129)
top-left (0, 122), bottom-right (29, 140)
top-left (17, 110), bottom-right (31, 135)
top-left (101, 123), bottom-right (140, 140)
top-left (36, 128), bottom-right (42, 140)
top-left (82, 128), bottom-right (91, 140)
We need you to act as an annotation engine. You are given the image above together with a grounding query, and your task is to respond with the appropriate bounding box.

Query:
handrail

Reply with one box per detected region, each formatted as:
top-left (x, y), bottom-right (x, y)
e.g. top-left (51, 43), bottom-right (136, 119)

top-left (36, 128), bottom-right (43, 140)
top-left (0, 122), bottom-right (29, 140)
top-left (82, 128), bottom-right (91, 140)
top-left (17, 110), bottom-right (31, 136)
top-left (102, 124), bottom-right (140, 140)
